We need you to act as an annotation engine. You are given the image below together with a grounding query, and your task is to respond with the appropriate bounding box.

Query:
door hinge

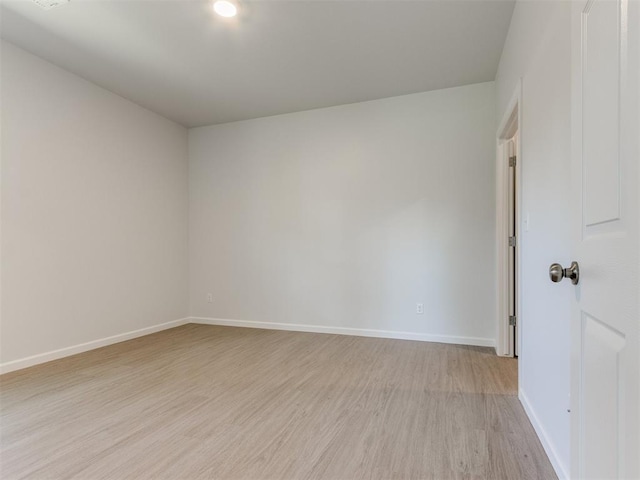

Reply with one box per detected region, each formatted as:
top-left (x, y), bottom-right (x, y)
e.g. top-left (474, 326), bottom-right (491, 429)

top-left (509, 156), bottom-right (517, 167)
top-left (509, 236), bottom-right (517, 247)
top-left (509, 315), bottom-right (517, 326)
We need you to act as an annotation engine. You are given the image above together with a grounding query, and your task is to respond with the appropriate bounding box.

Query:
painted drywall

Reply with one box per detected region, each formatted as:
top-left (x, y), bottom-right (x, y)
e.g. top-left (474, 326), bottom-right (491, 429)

top-left (0, 41), bottom-right (189, 366)
top-left (189, 82), bottom-right (497, 345)
top-left (496, 2), bottom-right (572, 477)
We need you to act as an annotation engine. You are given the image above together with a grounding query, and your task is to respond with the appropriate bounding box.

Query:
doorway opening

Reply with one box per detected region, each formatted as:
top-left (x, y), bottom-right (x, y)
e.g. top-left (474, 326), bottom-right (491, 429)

top-left (496, 90), bottom-right (521, 358)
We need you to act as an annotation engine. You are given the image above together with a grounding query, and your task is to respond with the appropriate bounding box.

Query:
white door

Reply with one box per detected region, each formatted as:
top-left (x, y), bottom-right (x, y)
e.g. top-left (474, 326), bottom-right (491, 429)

top-left (570, 0), bottom-right (639, 479)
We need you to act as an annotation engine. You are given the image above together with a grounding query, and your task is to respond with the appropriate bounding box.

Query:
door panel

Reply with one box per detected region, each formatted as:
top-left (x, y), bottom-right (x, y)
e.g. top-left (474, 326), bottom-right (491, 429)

top-left (582, 0), bottom-right (621, 227)
top-left (582, 313), bottom-right (626, 478)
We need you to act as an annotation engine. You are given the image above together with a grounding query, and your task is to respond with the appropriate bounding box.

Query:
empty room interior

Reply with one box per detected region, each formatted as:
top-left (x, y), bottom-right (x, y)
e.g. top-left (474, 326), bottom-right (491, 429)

top-left (1, 0), bottom-right (638, 479)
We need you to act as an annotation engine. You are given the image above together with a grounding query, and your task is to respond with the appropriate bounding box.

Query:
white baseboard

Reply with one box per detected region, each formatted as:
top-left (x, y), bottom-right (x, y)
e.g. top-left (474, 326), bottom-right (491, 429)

top-left (0, 317), bottom-right (190, 375)
top-left (189, 316), bottom-right (496, 348)
top-left (519, 388), bottom-right (569, 480)
top-left (0, 316), bottom-right (495, 374)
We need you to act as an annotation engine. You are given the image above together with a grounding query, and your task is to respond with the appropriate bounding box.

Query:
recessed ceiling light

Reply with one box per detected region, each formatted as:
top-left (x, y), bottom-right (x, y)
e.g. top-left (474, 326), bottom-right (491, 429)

top-left (31, 0), bottom-right (70, 10)
top-left (213, 0), bottom-right (238, 18)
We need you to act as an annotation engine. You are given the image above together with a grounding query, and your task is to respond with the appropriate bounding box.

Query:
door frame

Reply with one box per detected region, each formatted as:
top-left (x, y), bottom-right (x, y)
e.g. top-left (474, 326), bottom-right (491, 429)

top-left (496, 81), bottom-right (523, 358)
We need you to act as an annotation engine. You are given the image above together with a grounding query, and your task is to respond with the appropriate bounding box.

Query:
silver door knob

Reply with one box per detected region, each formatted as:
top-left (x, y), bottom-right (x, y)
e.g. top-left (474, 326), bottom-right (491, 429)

top-left (549, 261), bottom-right (580, 285)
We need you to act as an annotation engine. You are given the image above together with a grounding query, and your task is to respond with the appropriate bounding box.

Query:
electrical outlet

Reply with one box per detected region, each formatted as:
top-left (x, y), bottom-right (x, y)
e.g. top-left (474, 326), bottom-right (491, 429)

top-left (416, 303), bottom-right (424, 314)
top-left (207, 293), bottom-right (214, 303)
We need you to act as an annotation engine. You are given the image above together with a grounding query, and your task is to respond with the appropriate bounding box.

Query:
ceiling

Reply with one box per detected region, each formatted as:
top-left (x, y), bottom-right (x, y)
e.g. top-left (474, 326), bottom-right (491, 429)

top-left (0, 0), bottom-right (515, 127)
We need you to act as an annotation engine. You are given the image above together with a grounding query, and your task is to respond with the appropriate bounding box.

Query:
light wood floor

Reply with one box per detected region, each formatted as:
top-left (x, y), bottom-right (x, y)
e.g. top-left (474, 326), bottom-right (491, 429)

top-left (1, 324), bottom-right (556, 480)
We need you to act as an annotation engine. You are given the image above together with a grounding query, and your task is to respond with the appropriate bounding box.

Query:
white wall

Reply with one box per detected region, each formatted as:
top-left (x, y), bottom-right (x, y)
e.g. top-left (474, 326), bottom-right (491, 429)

top-left (496, 2), bottom-right (572, 477)
top-left (189, 82), bottom-right (496, 345)
top-left (0, 41), bottom-right (189, 367)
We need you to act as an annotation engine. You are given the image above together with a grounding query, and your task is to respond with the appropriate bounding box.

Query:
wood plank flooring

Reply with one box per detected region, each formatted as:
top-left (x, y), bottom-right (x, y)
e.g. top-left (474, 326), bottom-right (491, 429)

top-left (0, 324), bottom-right (557, 479)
